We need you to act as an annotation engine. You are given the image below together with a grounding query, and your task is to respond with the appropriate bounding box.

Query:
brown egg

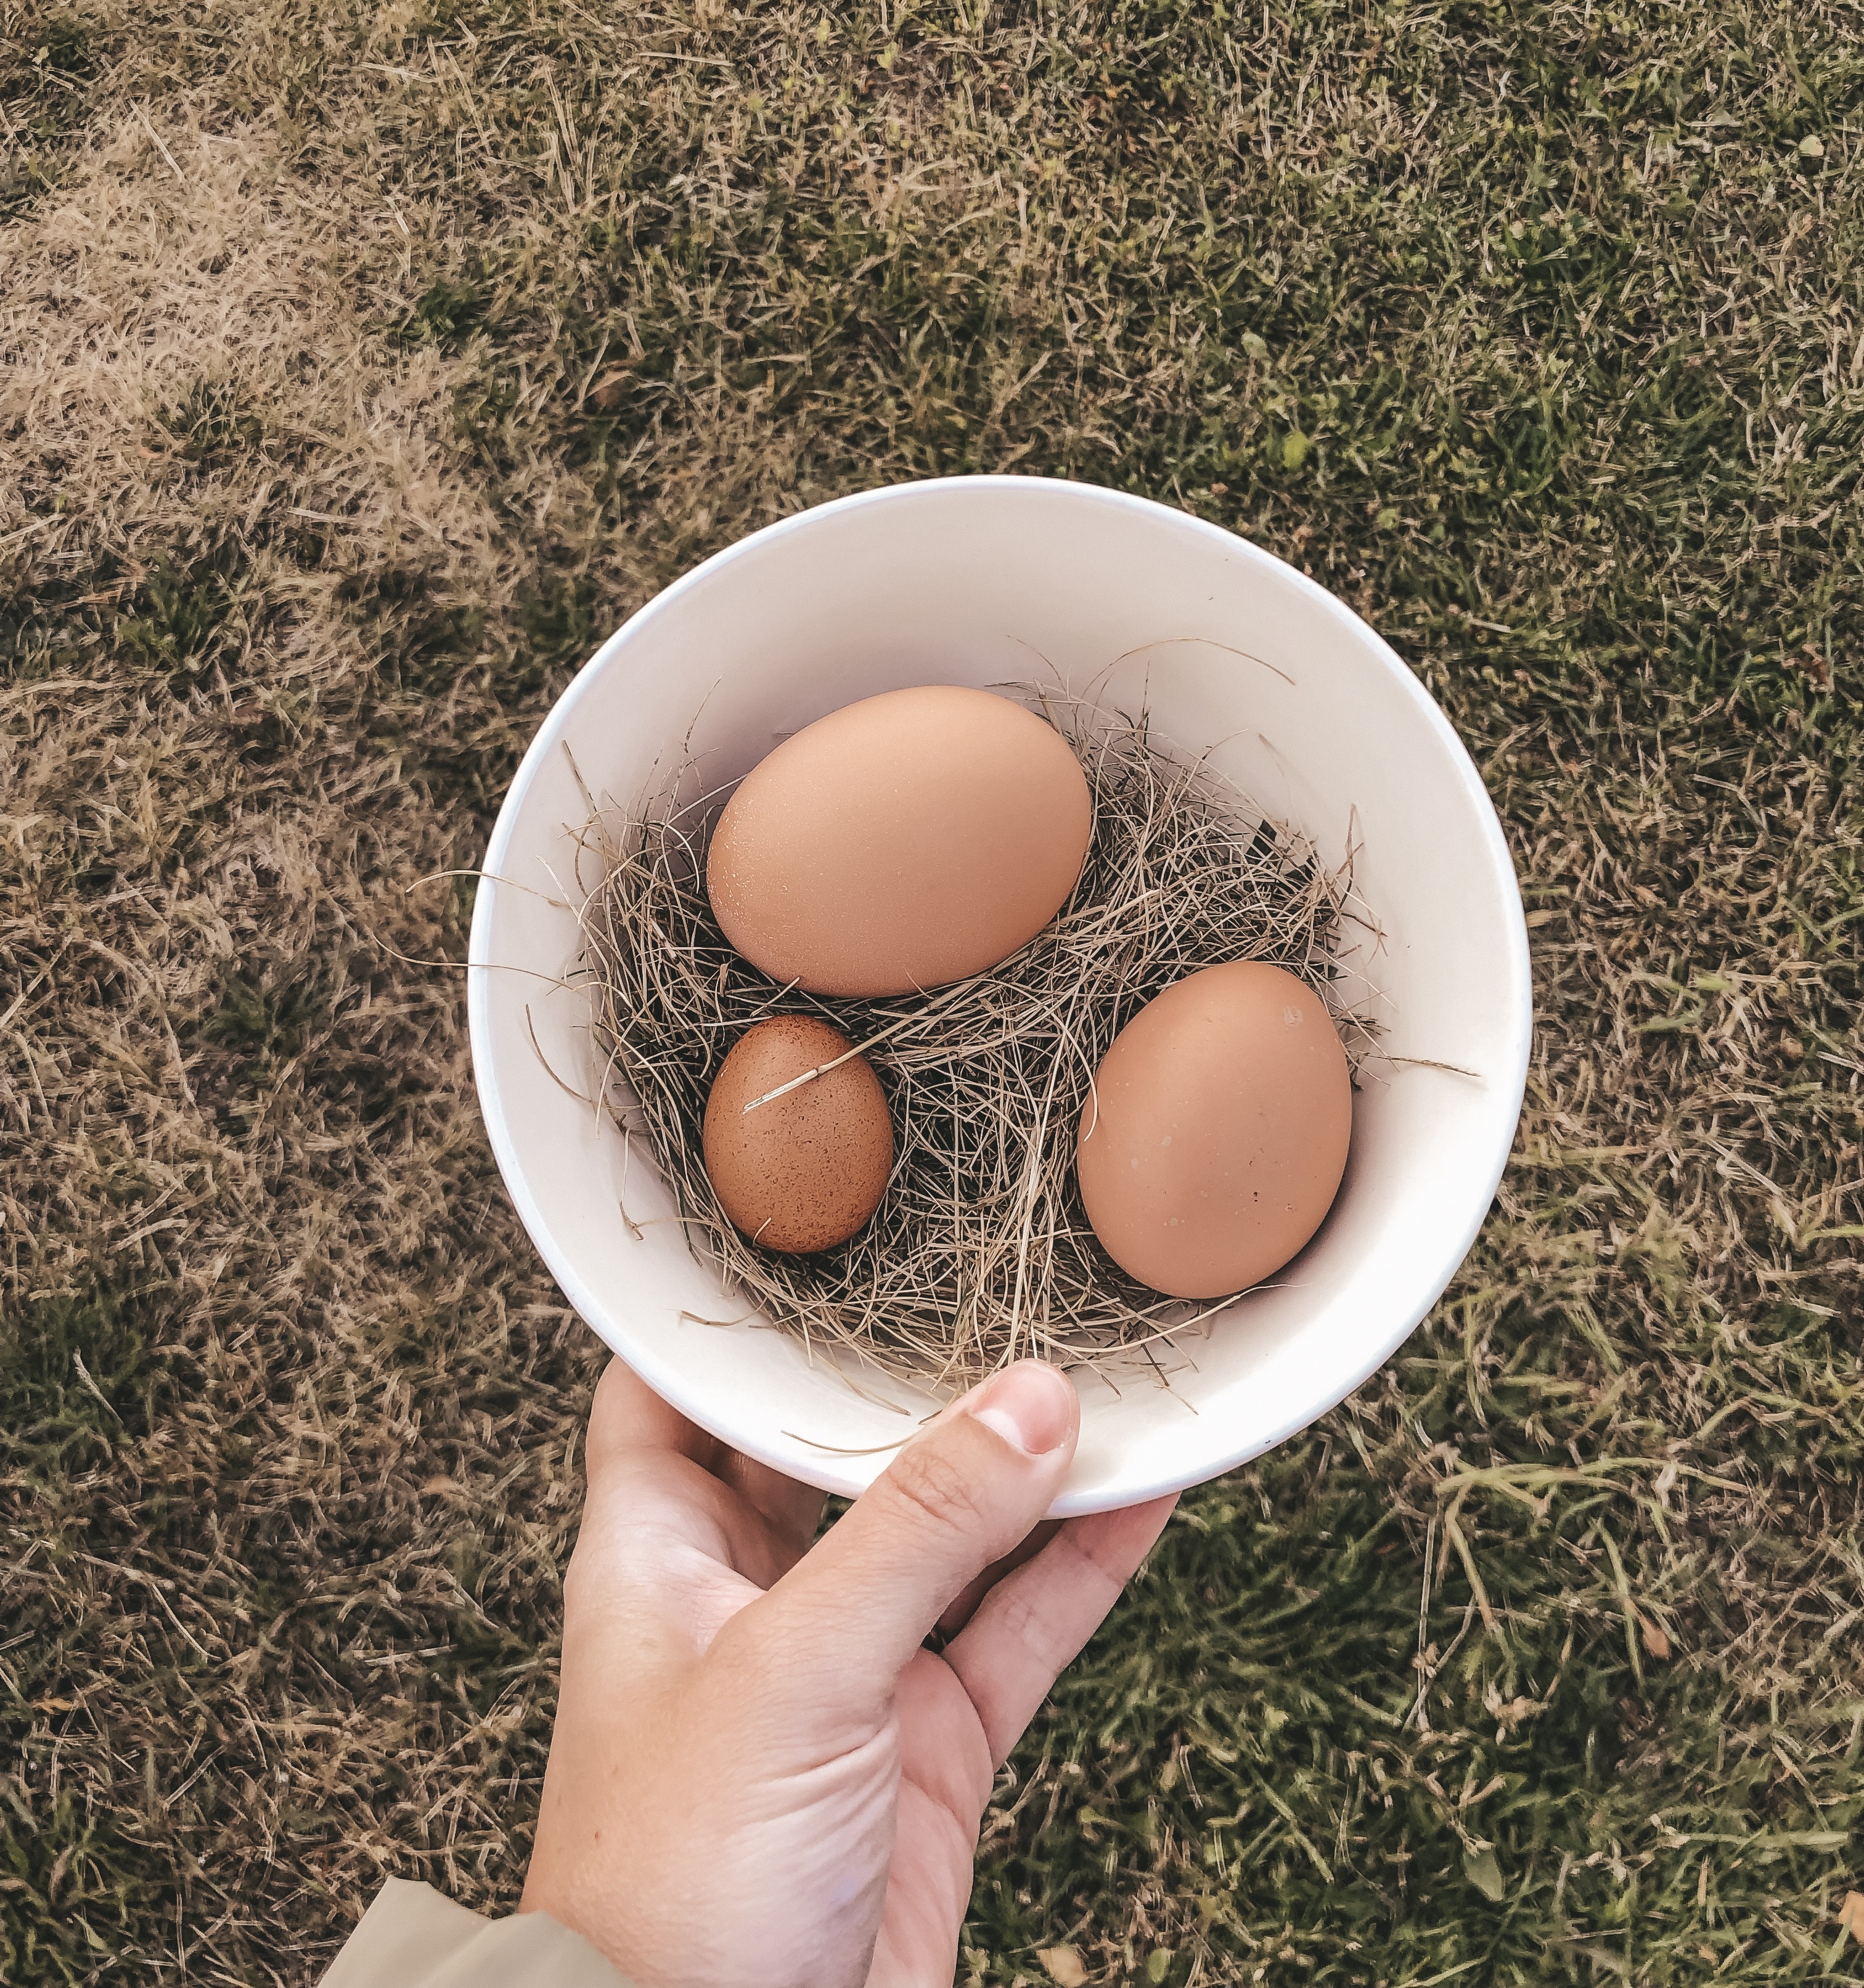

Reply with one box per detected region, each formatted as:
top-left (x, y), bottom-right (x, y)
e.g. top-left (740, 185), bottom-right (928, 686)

top-left (706, 685), bottom-right (1092, 997)
top-left (702, 1015), bottom-right (893, 1253)
top-left (1076, 961), bottom-right (1352, 1300)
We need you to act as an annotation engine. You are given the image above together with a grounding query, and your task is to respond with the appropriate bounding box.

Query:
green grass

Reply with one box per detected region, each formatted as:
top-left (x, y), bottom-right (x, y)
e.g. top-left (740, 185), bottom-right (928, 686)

top-left (1, 0), bottom-right (1860, 1982)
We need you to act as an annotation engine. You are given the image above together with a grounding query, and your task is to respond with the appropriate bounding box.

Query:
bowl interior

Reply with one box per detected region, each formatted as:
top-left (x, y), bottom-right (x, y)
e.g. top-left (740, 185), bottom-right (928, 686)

top-left (468, 478), bottom-right (1531, 1515)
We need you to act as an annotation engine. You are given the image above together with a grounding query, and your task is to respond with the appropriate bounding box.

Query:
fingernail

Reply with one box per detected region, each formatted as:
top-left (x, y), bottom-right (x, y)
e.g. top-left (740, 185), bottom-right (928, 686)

top-left (965, 1362), bottom-right (1076, 1457)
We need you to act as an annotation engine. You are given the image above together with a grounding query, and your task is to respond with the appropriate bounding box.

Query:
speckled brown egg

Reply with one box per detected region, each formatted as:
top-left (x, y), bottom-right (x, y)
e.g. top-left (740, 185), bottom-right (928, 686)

top-left (702, 1014), bottom-right (894, 1253)
top-left (1076, 960), bottom-right (1352, 1300)
top-left (706, 685), bottom-right (1093, 998)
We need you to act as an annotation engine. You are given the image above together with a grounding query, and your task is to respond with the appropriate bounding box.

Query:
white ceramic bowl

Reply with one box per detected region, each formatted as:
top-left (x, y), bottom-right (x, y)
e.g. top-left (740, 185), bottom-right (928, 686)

top-left (468, 477), bottom-right (1531, 1516)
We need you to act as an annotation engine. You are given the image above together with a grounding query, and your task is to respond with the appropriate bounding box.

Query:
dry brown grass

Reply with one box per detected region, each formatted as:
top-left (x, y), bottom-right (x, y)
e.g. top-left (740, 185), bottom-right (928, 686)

top-left (3, 0), bottom-right (1862, 1982)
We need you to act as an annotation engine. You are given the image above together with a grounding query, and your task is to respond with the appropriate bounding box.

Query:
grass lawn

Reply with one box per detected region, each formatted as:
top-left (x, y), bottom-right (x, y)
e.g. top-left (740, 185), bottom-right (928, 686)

top-left (3, 0), bottom-right (1862, 1981)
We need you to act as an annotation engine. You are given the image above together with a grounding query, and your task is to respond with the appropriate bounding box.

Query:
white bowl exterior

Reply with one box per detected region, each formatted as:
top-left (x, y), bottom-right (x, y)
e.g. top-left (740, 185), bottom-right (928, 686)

top-left (468, 478), bottom-right (1531, 1516)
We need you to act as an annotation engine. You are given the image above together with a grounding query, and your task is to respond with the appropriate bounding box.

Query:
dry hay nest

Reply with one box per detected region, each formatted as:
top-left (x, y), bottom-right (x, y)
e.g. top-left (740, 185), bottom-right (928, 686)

top-left (565, 693), bottom-right (1375, 1389)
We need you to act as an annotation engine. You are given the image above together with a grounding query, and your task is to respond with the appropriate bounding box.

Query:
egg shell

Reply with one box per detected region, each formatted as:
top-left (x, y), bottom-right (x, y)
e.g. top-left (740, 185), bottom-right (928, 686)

top-left (706, 685), bottom-right (1093, 998)
top-left (1076, 960), bottom-right (1352, 1300)
top-left (702, 1015), bottom-right (894, 1253)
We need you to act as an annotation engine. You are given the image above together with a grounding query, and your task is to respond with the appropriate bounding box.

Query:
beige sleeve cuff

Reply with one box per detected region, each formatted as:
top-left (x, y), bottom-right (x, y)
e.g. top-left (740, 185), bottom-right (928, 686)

top-left (319, 1879), bottom-right (632, 1988)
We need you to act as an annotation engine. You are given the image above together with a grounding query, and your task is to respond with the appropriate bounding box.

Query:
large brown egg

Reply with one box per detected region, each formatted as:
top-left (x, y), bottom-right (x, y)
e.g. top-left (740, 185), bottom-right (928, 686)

top-left (702, 1015), bottom-right (893, 1253)
top-left (706, 686), bottom-right (1092, 998)
top-left (1076, 961), bottom-right (1352, 1300)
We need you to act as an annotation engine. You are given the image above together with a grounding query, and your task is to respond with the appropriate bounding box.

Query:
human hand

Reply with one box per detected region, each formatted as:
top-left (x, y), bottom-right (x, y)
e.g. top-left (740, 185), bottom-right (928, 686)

top-left (519, 1358), bottom-right (1176, 1988)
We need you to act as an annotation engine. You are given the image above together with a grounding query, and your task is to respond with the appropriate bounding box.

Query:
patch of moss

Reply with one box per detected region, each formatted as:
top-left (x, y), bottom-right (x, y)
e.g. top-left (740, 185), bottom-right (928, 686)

top-left (0, 9), bottom-right (100, 219)
top-left (390, 275), bottom-right (487, 352)
top-left (115, 545), bottom-right (247, 684)
top-left (150, 378), bottom-right (268, 465)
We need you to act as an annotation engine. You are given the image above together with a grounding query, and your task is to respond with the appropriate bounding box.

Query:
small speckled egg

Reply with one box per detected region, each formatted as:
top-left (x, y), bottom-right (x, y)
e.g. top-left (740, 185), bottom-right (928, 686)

top-left (706, 685), bottom-right (1093, 998)
top-left (702, 1014), bottom-right (893, 1253)
top-left (1076, 960), bottom-right (1352, 1299)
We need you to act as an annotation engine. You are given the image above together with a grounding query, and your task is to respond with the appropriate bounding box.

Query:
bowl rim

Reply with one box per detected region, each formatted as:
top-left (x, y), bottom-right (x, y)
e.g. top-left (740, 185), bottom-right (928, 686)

top-left (468, 473), bottom-right (1533, 1513)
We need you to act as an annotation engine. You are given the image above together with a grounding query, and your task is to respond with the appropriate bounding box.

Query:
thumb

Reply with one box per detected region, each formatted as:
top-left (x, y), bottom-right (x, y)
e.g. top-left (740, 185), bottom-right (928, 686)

top-left (749, 1361), bottom-right (1079, 1692)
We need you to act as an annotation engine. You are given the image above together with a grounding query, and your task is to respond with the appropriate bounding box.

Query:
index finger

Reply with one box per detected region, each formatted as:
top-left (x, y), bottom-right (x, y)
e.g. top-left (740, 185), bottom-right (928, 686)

top-left (584, 1359), bottom-right (825, 1571)
top-left (942, 1494), bottom-right (1178, 1764)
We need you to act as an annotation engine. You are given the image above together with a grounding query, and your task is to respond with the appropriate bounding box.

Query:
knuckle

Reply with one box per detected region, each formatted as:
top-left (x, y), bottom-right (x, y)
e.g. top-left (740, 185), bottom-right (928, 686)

top-left (560, 1542), bottom-right (600, 1617)
top-left (988, 1576), bottom-right (1071, 1674)
top-left (885, 1440), bottom-right (987, 1538)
